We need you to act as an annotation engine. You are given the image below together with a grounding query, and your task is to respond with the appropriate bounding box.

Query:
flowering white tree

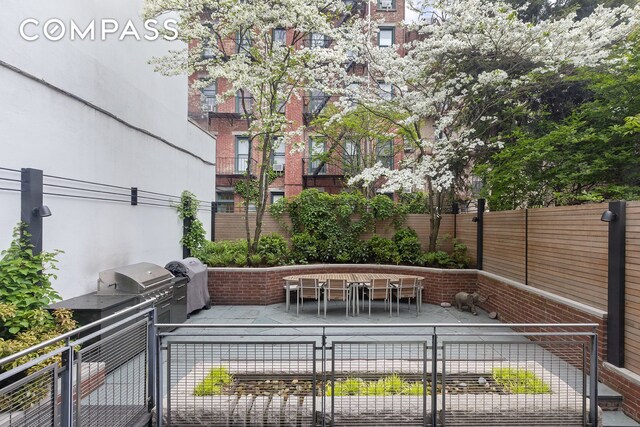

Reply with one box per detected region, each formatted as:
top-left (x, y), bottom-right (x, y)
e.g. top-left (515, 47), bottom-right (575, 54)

top-left (144, 0), bottom-right (355, 262)
top-left (347, 0), bottom-right (639, 251)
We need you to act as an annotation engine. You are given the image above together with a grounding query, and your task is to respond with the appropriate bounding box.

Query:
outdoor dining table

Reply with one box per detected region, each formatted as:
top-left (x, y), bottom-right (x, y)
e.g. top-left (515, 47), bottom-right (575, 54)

top-left (282, 273), bottom-right (424, 316)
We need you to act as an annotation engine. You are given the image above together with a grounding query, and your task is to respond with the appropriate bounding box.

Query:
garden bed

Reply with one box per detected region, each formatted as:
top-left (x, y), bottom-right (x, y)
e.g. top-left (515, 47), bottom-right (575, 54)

top-left (163, 360), bottom-right (587, 426)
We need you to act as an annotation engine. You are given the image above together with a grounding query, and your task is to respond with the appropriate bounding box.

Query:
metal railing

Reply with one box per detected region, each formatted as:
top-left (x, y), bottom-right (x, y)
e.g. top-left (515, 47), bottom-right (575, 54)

top-left (0, 304), bottom-right (598, 427)
top-left (157, 322), bottom-right (599, 427)
top-left (0, 301), bottom-right (156, 427)
top-left (215, 156), bottom-right (258, 175)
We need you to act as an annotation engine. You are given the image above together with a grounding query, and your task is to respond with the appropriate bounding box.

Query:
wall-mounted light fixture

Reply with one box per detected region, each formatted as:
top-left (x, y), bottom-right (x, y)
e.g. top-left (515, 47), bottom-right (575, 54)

top-left (472, 216), bottom-right (479, 222)
top-left (601, 210), bottom-right (617, 222)
top-left (32, 205), bottom-right (52, 217)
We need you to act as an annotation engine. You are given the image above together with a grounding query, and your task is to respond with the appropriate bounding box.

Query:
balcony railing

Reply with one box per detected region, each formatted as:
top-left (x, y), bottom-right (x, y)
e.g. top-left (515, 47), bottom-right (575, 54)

top-left (303, 157), bottom-right (350, 176)
top-left (216, 156), bottom-right (258, 175)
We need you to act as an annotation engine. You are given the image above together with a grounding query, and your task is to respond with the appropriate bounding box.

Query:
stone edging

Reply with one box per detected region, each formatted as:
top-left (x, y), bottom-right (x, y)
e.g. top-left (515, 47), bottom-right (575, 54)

top-left (603, 362), bottom-right (640, 387)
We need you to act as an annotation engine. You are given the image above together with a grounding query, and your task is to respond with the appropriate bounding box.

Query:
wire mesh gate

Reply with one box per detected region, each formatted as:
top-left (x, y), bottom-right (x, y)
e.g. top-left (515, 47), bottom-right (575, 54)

top-left (159, 324), bottom-right (598, 427)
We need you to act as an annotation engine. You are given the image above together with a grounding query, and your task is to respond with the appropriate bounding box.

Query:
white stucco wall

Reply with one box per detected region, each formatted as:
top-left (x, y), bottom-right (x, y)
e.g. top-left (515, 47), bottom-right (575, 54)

top-left (0, 1), bottom-right (216, 299)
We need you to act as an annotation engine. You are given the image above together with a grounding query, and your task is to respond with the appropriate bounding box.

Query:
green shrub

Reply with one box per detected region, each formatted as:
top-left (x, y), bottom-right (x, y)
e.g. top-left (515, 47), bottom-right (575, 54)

top-left (0, 224), bottom-right (78, 411)
top-left (257, 233), bottom-right (289, 265)
top-left (195, 239), bottom-right (248, 267)
top-left (290, 232), bottom-right (318, 264)
top-left (393, 228), bottom-right (422, 265)
top-left (451, 240), bottom-right (471, 268)
top-left (369, 194), bottom-right (396, 220)
top-left (421, 251), bottom-right (452, 268)
top-left (0, 224), bottom-right (63, 339)
top-left (348, 240), bottom-right (371, 263)
top-left (367, 236), bottom-right (399, 265)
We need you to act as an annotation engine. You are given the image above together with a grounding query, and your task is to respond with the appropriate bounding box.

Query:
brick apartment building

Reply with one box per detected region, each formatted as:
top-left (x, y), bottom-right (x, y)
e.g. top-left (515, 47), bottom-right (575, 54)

top-left (189, 0), bottom-right (407, 213)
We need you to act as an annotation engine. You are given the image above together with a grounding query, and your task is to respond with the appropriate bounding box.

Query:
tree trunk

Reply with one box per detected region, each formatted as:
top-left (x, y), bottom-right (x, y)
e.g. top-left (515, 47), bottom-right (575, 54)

top-left (426, 179), bottom-right (442, 252)
top-left (251, 134), bottom-right (272, 256)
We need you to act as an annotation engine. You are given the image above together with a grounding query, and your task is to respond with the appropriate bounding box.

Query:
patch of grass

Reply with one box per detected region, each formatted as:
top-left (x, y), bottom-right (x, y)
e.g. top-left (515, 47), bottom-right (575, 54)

top-left (193, 366), bottom-right (233, 396)
top-left (329, 374), bottom-right (426, 396)
top-left (492, 368), bottom-right (551, 394)
top-left (403, 382), bottom-right (426, 396)
top-left (328, 377), bottom-right (365, 396)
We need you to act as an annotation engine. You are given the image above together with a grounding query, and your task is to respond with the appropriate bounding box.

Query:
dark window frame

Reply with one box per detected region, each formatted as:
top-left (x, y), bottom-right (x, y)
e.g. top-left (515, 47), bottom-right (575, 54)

top-left (216, 192), bottom-right (235, 213)
top-left (308, 136), bottom-right (327, 174)
top-left (376, 139), bottom-right (394, 169)
top-left (273, 28), bottom-right (287, 46)
top-left (235, 90), bottom-right (253, 114)
top-left (235, 136), bottom-right (250, 173)
top-left (377, 0), bottom-right (397, 10)
top-left (270, 191), bottom-right (285, 204)
top-left (201, 80), bottom-right (217, 112)
top-left (378, 26), bottom-right (395, 47)
top-left (271, 137), bottom-right (286, 167)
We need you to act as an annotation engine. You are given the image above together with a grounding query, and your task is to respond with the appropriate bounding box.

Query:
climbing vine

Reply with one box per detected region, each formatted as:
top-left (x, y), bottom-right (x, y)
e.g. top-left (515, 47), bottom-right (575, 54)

top-left (177, 190), bottom-right (206, 255)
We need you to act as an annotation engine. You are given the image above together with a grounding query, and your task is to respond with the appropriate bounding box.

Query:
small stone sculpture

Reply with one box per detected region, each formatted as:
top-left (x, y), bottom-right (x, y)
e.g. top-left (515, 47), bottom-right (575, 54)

top-left (454, 292), bottom-right (487, 315)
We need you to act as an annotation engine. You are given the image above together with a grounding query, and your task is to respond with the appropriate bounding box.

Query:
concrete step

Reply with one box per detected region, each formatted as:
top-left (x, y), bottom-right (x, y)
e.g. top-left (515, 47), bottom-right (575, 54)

top-left (602, 410), bottom-right (640, 426)
top-left (588, 379), bottom-right (624, 411)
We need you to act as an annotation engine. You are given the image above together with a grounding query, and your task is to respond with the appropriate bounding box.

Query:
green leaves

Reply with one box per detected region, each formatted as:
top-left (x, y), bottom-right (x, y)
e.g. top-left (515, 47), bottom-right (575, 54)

top-left (0, 224), bottom-right (64, 340)
top-left (177, 191), bottom-right (207, 254)
top-left (480, 35), bottom-right (640, 209)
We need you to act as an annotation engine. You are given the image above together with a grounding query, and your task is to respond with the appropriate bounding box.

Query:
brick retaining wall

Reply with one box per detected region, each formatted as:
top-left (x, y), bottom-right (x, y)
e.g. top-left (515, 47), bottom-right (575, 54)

top-left (208, 264), bottom-right (477, 306)
top-left (476, 271), bottom-right (608, 364)
top-left (601, 363), bottom-right (640, 421)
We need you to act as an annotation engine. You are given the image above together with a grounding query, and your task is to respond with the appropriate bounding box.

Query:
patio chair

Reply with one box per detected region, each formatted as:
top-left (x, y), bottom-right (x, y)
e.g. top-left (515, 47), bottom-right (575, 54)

top-left (324, 278), bottom-right (350, 318)
top-left (297, 277), bottom-right (321, 316)
top-left (394, 277), bottom-right (420, 316)
top-left (363, 278), bottom-right (391, 317)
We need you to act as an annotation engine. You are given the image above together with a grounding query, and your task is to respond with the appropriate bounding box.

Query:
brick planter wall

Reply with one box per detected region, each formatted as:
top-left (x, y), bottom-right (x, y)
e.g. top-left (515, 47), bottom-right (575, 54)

top-left (601, 363), bottom-right (640, 421)
top-left (476, 271), bottom-right (608, 364)
top-left (207, 264), bottom-right (477, 306)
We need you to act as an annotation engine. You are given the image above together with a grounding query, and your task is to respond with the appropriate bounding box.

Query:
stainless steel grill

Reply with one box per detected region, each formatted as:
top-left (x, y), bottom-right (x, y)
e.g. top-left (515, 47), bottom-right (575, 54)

top-left (97, 262), bottom-right (174, 322)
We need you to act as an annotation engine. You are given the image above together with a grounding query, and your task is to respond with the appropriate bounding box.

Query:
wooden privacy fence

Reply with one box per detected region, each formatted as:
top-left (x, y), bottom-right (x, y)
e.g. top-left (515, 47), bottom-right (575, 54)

top-left (214, 213), bottom-right (457, 252)
top-left (626, 201), bottom-right (640, 373)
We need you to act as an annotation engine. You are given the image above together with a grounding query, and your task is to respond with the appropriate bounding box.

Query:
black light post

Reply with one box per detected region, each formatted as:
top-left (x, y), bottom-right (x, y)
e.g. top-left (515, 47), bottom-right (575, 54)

top-left (21, 168), bottom-right (51, 255)
top-left (602, 200), bottom-right (626, 367)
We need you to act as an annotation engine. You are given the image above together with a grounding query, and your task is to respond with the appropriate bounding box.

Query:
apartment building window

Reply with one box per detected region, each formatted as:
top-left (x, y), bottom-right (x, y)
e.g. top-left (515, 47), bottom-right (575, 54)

top-left (377, 0), bottom-right (396, 10)
top-left (273, 28), bottom-right (287, 46)
top-left (203, 38), bottom-right (217, 59)
top-left (216, 192), bottom-right (235, 213)
top-left (309, 137), bottom-right (326, 174)
top-left (201, 82), bottom-right (217, 112)
top-left (376, 139), bottom-right (394, 169)
top-left (344, 140), bottom-right (360, 175)
top-left (308, 33), bottom-right (328, 48)
top-left (378, 27), bottom-right (395, 47)
top-left (236, 31), bottom-right (252, 54)
top-left (270, 192), bottom-right (285, 204)
top-left (236, 90), bottom-right (253, 114)
top-left (377, 81), bottom-right (394, 100)
top-left (236, 136), bottom-right (250, 173)
top-left (307, 89), bottom-right (327, 114)
top-left (272, 137), bottom-right (286, 170)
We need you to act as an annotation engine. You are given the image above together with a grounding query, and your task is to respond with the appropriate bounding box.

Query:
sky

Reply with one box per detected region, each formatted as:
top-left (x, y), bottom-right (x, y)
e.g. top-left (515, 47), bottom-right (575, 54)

top-left (405, 3), bottom-right (421, 22)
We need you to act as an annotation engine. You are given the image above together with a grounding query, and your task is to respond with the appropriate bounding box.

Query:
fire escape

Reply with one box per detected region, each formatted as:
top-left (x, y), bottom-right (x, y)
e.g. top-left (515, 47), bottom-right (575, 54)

top-left (302, 0), bottom-right (367, 189)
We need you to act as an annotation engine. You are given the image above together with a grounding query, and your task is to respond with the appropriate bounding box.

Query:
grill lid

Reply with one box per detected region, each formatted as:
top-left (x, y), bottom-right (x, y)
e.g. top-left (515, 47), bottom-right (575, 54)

top-left (98, 262), bottom-right (174, 294)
